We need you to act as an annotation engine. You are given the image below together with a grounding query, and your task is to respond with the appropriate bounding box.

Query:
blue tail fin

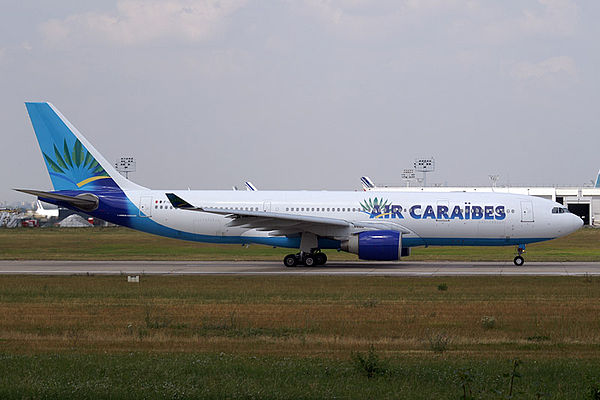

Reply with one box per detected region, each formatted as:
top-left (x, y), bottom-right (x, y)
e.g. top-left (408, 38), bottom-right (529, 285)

top-left (25, 102), bottom-right (143, 191)
top-left (595, 170), bottom-right (600, 188)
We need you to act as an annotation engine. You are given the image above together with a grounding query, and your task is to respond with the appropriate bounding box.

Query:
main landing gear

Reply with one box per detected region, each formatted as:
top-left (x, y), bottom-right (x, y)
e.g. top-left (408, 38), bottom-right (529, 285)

top-left (283, 250), bottom-right (327, 267)
top-left (513, 245), bottom-right (526, 266)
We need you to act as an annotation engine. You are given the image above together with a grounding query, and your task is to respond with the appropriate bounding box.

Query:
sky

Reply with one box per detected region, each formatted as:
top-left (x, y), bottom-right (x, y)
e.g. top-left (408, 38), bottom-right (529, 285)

top-left (1, 0), bottom-right (599, 205)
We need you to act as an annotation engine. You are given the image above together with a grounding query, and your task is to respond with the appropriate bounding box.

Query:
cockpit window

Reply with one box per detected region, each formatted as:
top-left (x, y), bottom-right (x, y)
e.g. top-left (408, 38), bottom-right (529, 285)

top-left (552, 207), bottom-right (570, 214)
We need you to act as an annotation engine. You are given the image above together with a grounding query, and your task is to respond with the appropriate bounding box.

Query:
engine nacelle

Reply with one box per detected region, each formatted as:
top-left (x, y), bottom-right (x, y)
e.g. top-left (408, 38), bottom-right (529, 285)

top-left (340, 230), bottom-right (406, 261)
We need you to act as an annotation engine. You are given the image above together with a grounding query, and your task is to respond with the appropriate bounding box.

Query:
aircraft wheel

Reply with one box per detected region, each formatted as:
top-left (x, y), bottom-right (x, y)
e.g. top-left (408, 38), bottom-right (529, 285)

top-left (513, 256), bottom-right (524, 266)
top-left (284, 254), bottom-right (298, 267)
top-left (304, 255), bottom-right (316, 267)
top-left (314, 253), bottom-right (327, 266)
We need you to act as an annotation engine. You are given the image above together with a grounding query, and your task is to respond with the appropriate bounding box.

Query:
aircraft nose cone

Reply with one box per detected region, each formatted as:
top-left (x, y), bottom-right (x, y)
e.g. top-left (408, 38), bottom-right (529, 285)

top-left (571, 214), bottom-right (584, 231)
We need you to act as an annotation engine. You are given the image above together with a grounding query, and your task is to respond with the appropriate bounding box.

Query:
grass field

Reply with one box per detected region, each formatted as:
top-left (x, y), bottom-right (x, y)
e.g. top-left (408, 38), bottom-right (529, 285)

top-left (1, 226), bottom-right (599, 261)
top-left (1, 354), bottom-right (599, 399)
top-left (1, 275), bottom-right (600, 398)
top-left (1, 228), bottom-right (600, 398)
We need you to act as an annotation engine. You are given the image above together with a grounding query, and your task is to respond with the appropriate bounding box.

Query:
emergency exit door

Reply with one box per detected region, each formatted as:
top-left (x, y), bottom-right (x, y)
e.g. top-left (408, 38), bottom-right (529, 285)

top-left (262, 201), bottom-right (271, 212)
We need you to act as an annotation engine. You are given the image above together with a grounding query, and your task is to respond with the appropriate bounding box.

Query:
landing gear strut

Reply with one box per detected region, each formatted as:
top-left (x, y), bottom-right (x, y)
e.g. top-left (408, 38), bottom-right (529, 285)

top-left (513, 245), bottom-right (525, 266)
top-left (283, 250), bottom-right (327, 267)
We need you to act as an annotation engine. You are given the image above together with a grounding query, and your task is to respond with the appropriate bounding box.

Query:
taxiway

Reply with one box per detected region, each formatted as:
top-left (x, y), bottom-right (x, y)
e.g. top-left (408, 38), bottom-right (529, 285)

top-left (1, 260), bottom-right (600, 276)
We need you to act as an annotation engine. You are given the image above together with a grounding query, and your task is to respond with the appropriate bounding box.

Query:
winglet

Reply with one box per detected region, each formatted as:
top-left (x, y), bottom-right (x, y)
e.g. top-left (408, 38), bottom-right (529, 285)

top-left (165, 193), bottom-right (198, 210)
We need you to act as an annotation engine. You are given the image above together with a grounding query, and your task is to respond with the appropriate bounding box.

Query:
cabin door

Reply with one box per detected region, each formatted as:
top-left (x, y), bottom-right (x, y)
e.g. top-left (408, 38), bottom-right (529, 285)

top-left (139, 196), bottom-right (153, 217)
top-left (520, 201), bottom-right (534, 222)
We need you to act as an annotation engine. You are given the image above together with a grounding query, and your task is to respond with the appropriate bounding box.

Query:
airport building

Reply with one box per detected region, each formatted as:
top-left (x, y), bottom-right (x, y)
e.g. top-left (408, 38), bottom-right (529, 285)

top-left (365, 185), bottom-right (600, 226)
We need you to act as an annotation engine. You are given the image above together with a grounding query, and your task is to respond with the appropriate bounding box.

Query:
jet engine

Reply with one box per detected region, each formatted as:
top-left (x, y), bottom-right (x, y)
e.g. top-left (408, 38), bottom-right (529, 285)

top-left (340, 230), bottom-right (410, 261)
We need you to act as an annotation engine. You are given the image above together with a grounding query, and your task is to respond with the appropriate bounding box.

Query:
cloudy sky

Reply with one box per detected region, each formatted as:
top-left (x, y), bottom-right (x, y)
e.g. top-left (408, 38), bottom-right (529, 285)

top-left (1, 0), bottom-right (599, 204)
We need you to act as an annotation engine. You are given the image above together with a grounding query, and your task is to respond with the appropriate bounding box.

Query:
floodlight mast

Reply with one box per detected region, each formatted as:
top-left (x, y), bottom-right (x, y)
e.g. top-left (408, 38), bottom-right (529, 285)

top-left (414, 157), bottom-right (435, 187)
top-left (401, 168), bottom-right (416, 188)
top-left (114, 157), bottom-right (136, 179)
top-left (489, 174), bottom-right (500, 189)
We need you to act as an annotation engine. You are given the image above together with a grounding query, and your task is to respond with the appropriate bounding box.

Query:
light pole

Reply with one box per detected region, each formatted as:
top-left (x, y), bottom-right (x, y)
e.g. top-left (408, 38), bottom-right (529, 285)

top-left (489, 174), bottom-right (500, 189)
top-left (401, 168), bottom-right (416, 188)
top-left (114, 157), bottom-right (136, 179)
top-left (414, 158), bottom-right (435, 187)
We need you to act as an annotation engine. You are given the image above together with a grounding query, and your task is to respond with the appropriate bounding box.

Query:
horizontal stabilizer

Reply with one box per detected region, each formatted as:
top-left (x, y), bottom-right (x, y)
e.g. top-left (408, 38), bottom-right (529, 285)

top-left (15, 189), bottom-right (99, 211)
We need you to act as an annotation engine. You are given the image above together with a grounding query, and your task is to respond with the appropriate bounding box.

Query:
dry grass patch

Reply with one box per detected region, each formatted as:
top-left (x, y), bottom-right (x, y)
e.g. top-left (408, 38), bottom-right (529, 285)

top-left (1, 275), bottom-right (600, 358)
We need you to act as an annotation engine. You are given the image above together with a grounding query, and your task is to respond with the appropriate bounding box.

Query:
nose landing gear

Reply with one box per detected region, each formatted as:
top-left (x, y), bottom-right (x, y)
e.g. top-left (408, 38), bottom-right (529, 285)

top-left (283, 250), bottom-right (327, 267)
top-left (513, 245), bottom-right (526, 266)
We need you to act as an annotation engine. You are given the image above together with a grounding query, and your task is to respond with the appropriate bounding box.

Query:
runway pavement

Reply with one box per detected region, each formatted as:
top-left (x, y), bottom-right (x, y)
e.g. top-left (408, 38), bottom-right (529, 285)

top-left (1, 260), bottom-right (600, 276)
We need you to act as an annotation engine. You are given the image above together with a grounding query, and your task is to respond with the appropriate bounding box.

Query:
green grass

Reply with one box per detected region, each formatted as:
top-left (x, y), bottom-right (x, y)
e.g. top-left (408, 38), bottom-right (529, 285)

top-left (1, 226), bottom-right (599, 261)
top-left (0, 353), bottom-right (599, 399)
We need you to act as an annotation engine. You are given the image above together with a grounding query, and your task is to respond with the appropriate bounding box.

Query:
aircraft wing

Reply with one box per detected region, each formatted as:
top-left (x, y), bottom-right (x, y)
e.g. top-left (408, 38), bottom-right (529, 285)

top-left (166, 193), bottom-right (411, 237)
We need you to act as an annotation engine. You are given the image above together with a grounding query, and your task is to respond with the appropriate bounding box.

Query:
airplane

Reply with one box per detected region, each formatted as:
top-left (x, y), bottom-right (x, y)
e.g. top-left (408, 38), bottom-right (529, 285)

top-left (33, 200), bottom-right (59, 219)
top-left (17, 102), bottom-right (583, 267)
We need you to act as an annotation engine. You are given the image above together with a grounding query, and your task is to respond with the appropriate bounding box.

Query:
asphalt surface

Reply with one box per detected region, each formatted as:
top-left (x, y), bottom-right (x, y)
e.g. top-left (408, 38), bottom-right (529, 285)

top-left (1, 260), bottom-right (600, 276)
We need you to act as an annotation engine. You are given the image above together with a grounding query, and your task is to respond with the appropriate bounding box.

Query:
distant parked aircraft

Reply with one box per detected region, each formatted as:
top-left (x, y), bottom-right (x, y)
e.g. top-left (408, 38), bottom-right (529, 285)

top-left (33, 200), bottom-right (58, 219)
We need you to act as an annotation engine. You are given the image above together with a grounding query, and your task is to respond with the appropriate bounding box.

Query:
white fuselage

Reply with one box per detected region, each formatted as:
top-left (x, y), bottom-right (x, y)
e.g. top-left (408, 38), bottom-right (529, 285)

top-left (118, 189), bottom-right (582, 249)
